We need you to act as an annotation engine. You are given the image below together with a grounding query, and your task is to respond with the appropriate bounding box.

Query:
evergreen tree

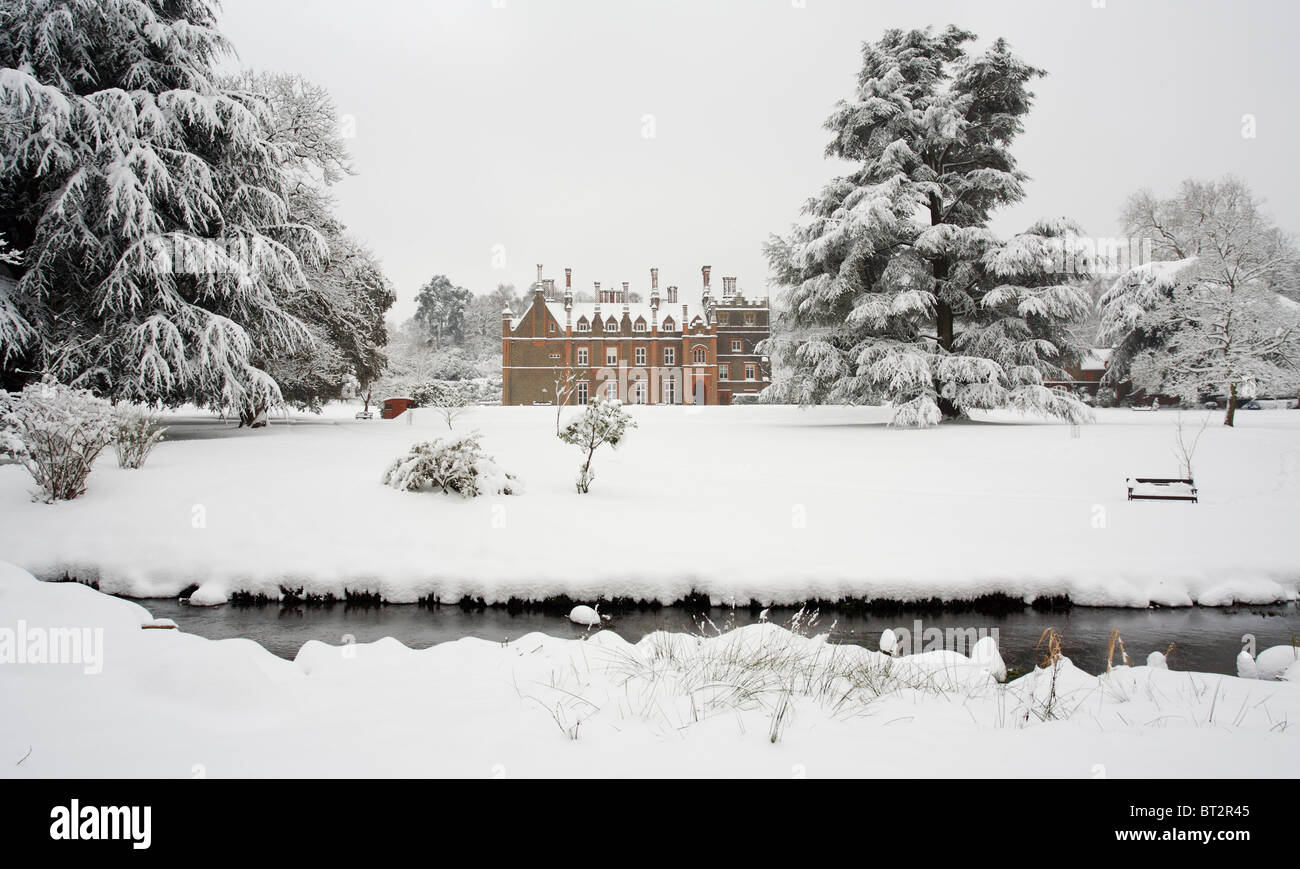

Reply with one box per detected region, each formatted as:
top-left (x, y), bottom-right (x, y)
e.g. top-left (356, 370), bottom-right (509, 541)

top-left (764, 26), bottom-right (1091, 427)
top-left (413, 275), bottom-right (473, 348)
top-left (0, 0), bottom-right (324, 415)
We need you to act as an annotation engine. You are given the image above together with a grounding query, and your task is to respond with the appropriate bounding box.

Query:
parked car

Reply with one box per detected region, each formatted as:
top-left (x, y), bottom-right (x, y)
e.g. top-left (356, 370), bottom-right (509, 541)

top-left (1243, 401), bottom-right (1262, 410)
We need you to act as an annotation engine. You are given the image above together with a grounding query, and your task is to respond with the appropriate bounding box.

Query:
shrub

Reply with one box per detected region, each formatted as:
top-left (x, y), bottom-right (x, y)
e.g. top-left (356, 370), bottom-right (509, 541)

top-left (382, 433), bottom-right (519, 498)
top-left (111, 404), bottom-right (168, 469)
top-left (0, 381), bottom-right (114, 501)
top-left (558, 398), bottom-right (636, 494)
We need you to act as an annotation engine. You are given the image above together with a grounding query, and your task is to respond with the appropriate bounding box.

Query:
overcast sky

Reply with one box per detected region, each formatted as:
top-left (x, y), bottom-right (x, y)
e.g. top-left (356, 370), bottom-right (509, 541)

top-left (217, 0), bottom-right (1299, 320)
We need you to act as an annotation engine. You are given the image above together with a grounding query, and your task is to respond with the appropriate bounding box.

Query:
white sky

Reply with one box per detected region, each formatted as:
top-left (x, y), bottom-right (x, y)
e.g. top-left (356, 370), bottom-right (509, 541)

top-left (216, 0), bottom-right (1300, 320)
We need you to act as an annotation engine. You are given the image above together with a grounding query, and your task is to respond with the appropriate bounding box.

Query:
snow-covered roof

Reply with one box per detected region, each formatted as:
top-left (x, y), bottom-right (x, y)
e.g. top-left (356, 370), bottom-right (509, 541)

top-left (1080, 348), bottom-right (1113, 372)
top-left (541, 299), bottom-right (707, 331)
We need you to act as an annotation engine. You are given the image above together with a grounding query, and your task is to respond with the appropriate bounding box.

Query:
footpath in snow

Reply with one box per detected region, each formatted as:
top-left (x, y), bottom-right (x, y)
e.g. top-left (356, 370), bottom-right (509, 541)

top-left (0, 405), bottom-right (1298, 608)
top-left (1, 562), bottom-right (1297, 778)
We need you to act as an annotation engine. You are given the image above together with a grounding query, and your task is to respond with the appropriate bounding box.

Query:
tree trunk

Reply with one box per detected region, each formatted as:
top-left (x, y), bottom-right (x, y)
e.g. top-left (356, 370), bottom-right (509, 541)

top-left (239, 400), bottom-right (269, 429)
top-left (1224, 382), bottom-right (1237, 427)
top-left (933, 266), bottom-right (960, 420)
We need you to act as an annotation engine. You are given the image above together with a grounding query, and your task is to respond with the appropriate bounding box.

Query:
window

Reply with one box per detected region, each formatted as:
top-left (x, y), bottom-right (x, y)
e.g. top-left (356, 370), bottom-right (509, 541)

top-left (717, 312), bottom-right (728, 325)
top-left (576, 347), bottom-right (588, 365)
top-left (604, 381), bottom-right (619, 400)
top-left (635, 347), bottom-right (646, 365)
top-left (663, 347), bottom-right (675, 366)
top-left (662, 318), bottom-right (675, 332)
top-left (606, 347), bottom-right (618, 366)
top-left (634, 319), bottom-right (647, 333)
top-left (549, 353), bottom-right (560, 360)
top-left (664, 379), bottom-right (676, 404)
top-left (576, 382), bottom-right (589, 404)
top-left (744, 312), bottom-right (756, 326)
top-left (693, 347), bottom-right (707, 364)
top-left (634, 381), bottom-right (647, 405)
top-left (577, 317), bottom-right (590, 333)
top-left (731, 340), bottom-right (742, 353)
top-left (549, 323), bottom-right (556, 333)
top-left (720, 365), bottom-right (730, 380)
top-left (745, 364), bottom-right (756, 380)
top-left (606, 317), bottom-right (618, 332)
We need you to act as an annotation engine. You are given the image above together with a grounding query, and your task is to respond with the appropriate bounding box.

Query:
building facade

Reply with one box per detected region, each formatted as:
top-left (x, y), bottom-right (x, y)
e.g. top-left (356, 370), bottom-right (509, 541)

top-left (501, 265), bottom-right (770, 406)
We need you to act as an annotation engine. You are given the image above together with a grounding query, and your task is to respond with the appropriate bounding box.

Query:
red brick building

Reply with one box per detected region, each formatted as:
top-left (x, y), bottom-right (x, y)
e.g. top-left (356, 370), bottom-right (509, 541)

top-left (501, 265), bottom-right (770, 406)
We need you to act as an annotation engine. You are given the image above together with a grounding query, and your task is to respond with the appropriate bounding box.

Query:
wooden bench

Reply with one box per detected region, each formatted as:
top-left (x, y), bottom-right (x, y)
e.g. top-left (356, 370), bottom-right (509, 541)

top-left (1127, 477), bottom-right (1198, 503)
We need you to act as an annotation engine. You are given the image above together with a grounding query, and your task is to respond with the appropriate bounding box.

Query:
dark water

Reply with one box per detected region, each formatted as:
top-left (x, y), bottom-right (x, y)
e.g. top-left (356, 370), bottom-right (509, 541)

top-left (134, 597), bottom-right (1300, 677)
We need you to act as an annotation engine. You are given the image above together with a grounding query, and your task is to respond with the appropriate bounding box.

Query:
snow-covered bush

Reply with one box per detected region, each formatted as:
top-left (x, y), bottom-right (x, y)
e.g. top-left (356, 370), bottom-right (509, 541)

top-left (0, 382), bottom-right (114, 502)
top-left (558, 398), bottom-right (637, 494)
top-left (111, 404), bottom-right (168, 469)
top-left (381, 433), bottom-right (518, 498)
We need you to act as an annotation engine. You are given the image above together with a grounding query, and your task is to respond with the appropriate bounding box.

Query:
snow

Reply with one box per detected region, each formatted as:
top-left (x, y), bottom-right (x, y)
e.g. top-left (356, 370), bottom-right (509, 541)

top-left (1254, 645), bottom-right (1300, 681)
top-left (568, 605), bottom-right (602, 626)
top-left (971, 635), bottom-right (1007, 682)
top-left (2, 560), bottom-right (1297, 778)
top-left (1, 404), bottom-right (1299, 607)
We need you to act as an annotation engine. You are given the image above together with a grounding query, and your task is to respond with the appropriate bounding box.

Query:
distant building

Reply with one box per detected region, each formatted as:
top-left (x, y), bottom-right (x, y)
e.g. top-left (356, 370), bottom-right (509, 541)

top-left (1047, 349), bottom-right (1111, 395)
top-left (501, 265), bottom-right (770, 406)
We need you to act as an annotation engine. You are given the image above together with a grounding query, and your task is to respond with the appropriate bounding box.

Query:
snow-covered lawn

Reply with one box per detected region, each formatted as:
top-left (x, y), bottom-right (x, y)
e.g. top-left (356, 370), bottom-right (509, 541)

top-left (0, 404), bottom-right (1298, 607)
top-left (1, 562), bottom-right (1296, 778)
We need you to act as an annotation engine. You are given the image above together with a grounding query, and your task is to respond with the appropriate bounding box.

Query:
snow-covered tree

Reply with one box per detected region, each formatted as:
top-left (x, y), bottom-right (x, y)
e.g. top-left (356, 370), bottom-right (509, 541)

top-left (1125, 278), bottom-right (1299, 425)
top-left (764, 26), bottom-right (1093, 427)
top-left (222, 71), bottom-right (394, 420)
top-left (0, 0), bottom-right (331, 412)
top-left (1099, 177), bottom-right (1300, 424)
top-left (558, 397), bottom-right (635, 494)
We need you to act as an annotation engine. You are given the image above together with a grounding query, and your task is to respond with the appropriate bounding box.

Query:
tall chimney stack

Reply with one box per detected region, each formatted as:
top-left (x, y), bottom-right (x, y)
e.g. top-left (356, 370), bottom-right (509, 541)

top-left (565, 267), bottom-right (572, 290)
top-left (621, 281), bottom-right (630, 305)
top-left (702, 265), bottom-right (712, 292)
top-left (667, 285), bottom-right (678, 304)
top-left (651, 267), bottom-right (659, 292)
top-left (536, 264), bottom-right (544, 291)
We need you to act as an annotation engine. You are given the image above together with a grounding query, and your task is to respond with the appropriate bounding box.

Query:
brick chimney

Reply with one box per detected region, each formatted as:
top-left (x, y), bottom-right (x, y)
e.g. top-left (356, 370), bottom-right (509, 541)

top-left (701, 265), bottom-right (712, 293)
top-left (536, 264), bottom-right (544, 293)
top-left (667, 285), bottom-right (678, 304)
top-left (565, 267), bottom-right (572, 291)
top-left (543, 278), bottom-right (556, 299)
top-left (621, 281), bottom-right (630, 306)
top-left (723, 276), bottom-right (737, 300)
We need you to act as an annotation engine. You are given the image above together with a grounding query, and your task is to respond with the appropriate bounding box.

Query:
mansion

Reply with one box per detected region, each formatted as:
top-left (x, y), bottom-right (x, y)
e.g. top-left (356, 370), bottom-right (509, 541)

top-left (501, 265), bottom-right (771, 406)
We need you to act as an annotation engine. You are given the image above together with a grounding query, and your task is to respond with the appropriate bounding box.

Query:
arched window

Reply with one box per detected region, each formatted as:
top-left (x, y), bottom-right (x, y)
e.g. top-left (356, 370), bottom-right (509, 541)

top-left (693, 347), bottom-right (707, 364)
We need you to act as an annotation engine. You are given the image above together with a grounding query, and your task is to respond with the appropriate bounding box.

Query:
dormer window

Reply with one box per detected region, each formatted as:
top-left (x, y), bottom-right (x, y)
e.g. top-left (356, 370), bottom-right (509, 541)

top-left (661, 318), bottom-right (675, 332)
top-left (633, 318), bottom-right (647, 333)
top-left (606, 317), bottom-right (618, 331)
top-left (577, 317), bottom-right (590, 333)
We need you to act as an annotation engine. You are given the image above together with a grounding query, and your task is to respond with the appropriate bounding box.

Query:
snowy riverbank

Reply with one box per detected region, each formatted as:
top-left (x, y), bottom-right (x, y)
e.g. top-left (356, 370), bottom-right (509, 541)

top-left (1, 562), bottom-right (1297, 778)
top-left (1, 404), bottom-right (1298, 607)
